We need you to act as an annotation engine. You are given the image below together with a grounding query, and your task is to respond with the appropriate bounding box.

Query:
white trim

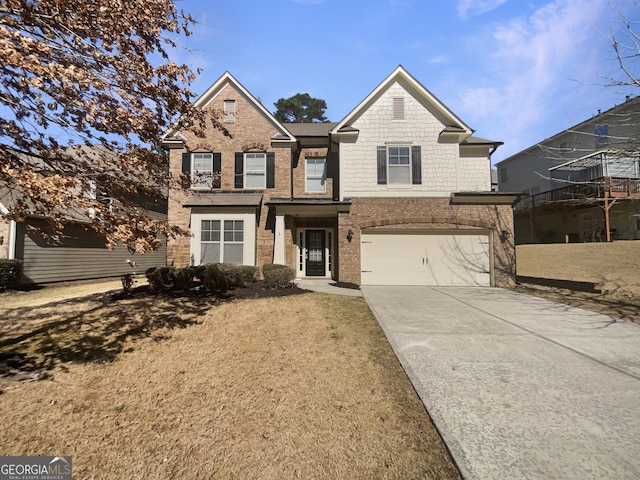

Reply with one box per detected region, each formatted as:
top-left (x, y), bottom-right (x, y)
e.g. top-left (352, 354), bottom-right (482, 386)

top-left (190, 212), bottom-right (256, 266)
top-left (305, 158), bottom-right (327, 193)
top-left (8, 220), bottom-right (16, 260)
top-left (190, 152), bottom-right (215, 190)
top-left (0, 202), bottom-right (15, 260)
top-left (162, 72), bottom-right (296, 143)
top-left (273, 215), bottom-right (285, 265)
top-left (296, 228), bottom-right (334, 278)
top-left (330, 65), bottom-right (472, 138)
top-left (245, 152), bottom-right (266, 189)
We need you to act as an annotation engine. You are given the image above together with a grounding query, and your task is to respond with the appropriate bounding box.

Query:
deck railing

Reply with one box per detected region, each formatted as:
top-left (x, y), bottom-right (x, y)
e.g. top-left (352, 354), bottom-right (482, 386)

top-left (515, 176), bottom-right (640, 211)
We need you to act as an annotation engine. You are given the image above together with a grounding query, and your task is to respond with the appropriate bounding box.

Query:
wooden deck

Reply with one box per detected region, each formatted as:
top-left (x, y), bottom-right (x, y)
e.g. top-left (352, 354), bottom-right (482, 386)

top-left (515, 176), bottom-right (640, 211)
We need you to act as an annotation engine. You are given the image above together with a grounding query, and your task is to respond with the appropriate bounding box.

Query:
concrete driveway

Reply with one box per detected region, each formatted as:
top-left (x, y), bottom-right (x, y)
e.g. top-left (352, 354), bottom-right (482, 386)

top-left (361, 286), bottom-right (640, 480)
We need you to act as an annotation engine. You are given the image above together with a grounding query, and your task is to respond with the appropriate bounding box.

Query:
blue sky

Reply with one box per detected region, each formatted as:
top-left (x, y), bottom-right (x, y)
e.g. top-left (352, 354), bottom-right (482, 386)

top-left (171, 0), bottom-right (639, 164)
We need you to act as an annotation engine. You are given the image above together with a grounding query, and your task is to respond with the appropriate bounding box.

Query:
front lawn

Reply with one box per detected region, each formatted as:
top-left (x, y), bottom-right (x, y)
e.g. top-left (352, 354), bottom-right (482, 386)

top-left (0, 287), bottom-right (459, 479)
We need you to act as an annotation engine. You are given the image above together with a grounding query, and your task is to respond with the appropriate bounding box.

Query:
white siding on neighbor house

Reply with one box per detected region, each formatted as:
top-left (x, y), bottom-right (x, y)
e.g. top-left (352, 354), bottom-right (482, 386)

top-left (341, 82), bottom-right (460, 197)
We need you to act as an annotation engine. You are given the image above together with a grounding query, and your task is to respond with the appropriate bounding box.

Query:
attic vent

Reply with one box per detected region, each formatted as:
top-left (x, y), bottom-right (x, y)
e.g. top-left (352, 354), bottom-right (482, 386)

top-left (392, 97), bottom-right (405, 120)
top-left (224, 100), bottom-right (236, 123)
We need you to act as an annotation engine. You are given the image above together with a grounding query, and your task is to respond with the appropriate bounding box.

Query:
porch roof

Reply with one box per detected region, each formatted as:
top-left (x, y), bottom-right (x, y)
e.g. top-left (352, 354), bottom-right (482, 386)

top-left (266, 198), bottom-right (351, 206)
top-left (265, 198), bottom-right (352, 216)
top-left (183, 192), bottom-right (263, 207)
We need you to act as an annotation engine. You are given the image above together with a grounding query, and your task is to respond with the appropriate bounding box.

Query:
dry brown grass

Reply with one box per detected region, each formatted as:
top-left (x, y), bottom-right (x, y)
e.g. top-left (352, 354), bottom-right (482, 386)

top-left (0, 288), bottom-right (459, 479)
top-left (516, 242), bottom-right (640, 324)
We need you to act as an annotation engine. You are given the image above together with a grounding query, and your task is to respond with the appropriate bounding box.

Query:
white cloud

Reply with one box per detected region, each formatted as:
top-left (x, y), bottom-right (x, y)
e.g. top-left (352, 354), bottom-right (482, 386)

top-left (427, 55), bottom-right (449, 64)
top-left (457, 0), bottom-right (611, 159)
top-left (457, 0), bottom-right (509, 18)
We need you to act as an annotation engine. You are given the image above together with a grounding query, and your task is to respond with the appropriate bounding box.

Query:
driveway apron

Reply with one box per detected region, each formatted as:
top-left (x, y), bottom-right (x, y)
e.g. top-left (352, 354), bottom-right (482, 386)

top-left (362, 286), bottom-right (640, 480)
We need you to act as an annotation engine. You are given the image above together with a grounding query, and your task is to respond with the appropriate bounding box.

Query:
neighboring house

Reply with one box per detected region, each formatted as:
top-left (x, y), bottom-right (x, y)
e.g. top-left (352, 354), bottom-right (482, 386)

top-left (497, 97), bottom-right (640, 244)
top-left (163, 66), bottom-right (518, 287)
top-left (0, 147), bottom-right (167, 284)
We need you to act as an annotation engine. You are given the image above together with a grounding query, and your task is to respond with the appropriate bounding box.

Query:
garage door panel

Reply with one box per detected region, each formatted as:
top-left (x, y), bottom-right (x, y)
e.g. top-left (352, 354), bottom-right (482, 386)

top-left (361, 232), bottom-right (491, 286)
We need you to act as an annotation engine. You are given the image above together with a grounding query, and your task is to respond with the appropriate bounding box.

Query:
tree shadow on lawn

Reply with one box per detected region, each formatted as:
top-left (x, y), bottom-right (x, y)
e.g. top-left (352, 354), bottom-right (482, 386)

top-left (516, 282), bottom-right (640, 326)
top-left (0, 283), bottom-right (308, 379)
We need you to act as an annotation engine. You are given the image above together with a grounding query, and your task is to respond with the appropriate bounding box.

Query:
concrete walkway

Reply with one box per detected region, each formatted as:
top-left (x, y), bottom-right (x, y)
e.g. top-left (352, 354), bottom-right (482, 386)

top-left (296, 279), bottom-right (362, 297)
top-left (362, 286), bottom-right (640, 480)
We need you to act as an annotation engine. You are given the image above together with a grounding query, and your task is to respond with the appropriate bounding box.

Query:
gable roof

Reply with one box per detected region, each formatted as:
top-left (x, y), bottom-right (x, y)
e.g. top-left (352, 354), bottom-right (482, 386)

top-left (330, 65), bottom-right (473, 138)
top-left (496, 95), bottom-right (640, 166)
top-left (162, 72), bottom-right (296, 146)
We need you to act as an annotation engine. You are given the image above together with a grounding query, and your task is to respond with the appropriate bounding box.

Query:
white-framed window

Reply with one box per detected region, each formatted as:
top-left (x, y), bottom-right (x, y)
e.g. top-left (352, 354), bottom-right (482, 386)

top-left (224, 100), bottom-right (236, 123)
top-left (306, 158), bottom-right (326, 193)
top-left (245, 153), bottom-right (266, 188)
top-left (392, 97), bottom-right (405, 120)
top-left (192, 152), bottom-right (214, 189)
top-left (388, 146), bottom-right (411, 184)
top-left (191, 212), bottom-right (256, 266)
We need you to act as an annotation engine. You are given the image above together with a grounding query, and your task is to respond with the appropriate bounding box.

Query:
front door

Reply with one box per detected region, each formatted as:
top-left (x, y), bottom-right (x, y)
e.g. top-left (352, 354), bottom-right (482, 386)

top-left (305, 230), bottom-right (325, 276)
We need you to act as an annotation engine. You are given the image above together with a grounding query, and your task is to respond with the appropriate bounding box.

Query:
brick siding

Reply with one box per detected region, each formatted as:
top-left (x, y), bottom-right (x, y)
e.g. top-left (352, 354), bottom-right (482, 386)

top-left (337, 197), bottom-right (516, 287)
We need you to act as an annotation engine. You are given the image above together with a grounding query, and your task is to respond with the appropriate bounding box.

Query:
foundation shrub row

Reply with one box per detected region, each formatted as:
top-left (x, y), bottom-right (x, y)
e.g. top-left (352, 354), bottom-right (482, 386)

top-left (145, 263), bottom-right (294, 293)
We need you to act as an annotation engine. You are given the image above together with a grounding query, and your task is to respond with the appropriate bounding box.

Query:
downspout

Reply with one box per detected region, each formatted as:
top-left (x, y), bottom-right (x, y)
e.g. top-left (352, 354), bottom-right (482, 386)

top-left (290, 147), bottom-right (296, 200)
top-left (488, 143), bottom-right (501, 191)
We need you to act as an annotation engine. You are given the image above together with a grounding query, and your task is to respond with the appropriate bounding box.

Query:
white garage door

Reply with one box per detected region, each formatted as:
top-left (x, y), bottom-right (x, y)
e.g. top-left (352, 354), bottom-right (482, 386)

top-left (361, 231), bottom-right (491, 286)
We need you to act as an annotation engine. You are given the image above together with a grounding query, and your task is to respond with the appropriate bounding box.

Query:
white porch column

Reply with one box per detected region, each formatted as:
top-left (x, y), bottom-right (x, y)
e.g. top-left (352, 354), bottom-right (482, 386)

top-left (273, 214), bottom-right (286, 265)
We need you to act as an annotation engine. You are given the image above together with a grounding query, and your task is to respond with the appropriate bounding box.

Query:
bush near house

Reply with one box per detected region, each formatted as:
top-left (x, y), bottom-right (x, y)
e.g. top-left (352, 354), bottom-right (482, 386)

top-left (145, 264), bottom-right (258, 294)
top-left (0, 260), bottom-right (21, 292)
top-left (262, 263), bottom-right (295, 290)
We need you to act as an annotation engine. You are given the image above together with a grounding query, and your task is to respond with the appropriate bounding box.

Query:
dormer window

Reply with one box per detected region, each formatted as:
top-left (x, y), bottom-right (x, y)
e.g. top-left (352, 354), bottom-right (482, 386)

top-left (224, 100), bottom-right (236, 123)
top-left (392, 97), bottom-right (405, 120)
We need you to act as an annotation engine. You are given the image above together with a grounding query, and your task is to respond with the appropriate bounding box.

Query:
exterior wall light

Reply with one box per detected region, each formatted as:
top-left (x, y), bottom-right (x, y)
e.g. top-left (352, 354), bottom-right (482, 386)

top-left (347, 229), bottom-right (354, 243)
top-left (501, 229), bottom-right (511, 239)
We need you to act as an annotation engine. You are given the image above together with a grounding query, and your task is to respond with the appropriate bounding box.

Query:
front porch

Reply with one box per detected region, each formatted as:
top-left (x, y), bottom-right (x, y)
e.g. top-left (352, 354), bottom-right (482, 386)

top-left (267, 198), bottom-right (351, 280)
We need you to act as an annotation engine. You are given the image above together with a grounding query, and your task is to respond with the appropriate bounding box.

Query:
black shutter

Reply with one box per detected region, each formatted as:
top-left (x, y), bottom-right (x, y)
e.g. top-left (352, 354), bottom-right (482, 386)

top-left (411, 146), bottom-right (422, 185)
top-left (266, 152), bottom-right (275, 188)
top-left (181, 152), bottom-right (191, 188)
top-left (234, 152), bottom-right (244, 188)
top-left (212, 152), bottom-right (222, 189)
top-left (377, 146), bottom-right (387, 185)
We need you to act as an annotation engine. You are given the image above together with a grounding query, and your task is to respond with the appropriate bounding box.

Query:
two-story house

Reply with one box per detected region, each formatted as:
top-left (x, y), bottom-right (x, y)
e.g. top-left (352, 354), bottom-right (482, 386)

top-left (163, 66), bottom-right (518, 287)
top-left (496, 97), bottom-right (640, 244)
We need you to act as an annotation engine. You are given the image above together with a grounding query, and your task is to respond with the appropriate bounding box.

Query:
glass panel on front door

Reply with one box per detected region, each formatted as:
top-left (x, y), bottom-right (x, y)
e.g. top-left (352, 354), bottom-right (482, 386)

top-left (305, 230), bottom-right (325, 276)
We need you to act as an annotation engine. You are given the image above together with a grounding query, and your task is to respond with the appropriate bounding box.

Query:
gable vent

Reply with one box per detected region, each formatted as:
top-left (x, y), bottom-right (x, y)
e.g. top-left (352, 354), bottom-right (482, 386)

top-left (392, 97), bottom-right (404, 120)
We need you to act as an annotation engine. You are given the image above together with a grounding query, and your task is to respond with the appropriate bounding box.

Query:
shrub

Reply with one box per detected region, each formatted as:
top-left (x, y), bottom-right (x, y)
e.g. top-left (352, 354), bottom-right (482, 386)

top-left (237, 265), bottom-right (258, 285)
top-left (262, 263), bottom-right (295, 290)
top-left (198, 263), bottom-right (231, 293)
top-left (170, 266), bottom-right (196, 290)
top-left (145, 263), bottom-right (257, 294)
top-left (0, 259), bottom-right (21, 292)
top-left (145, 266), bottom-right (175, 292)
